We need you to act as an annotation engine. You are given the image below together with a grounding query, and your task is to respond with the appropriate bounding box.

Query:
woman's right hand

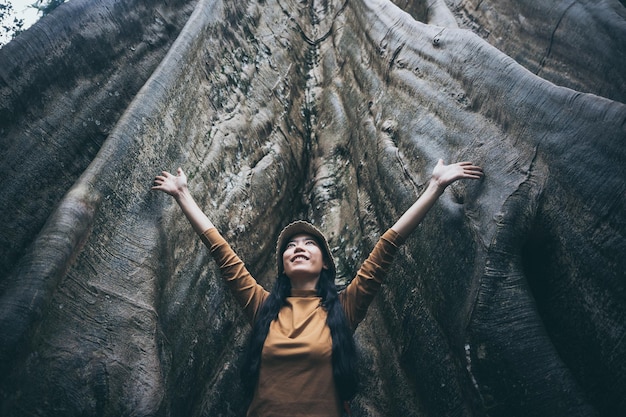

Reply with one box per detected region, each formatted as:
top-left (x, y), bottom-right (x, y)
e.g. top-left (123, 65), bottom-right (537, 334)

top-left (152, 167), bottom-right (188, 199)
top-left (151, 167), bottom-right (215, 233)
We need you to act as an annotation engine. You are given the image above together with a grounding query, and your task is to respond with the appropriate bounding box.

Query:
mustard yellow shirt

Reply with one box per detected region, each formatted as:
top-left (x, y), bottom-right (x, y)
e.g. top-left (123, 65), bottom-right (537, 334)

top-left (201, 228), bottom-right (404, 417)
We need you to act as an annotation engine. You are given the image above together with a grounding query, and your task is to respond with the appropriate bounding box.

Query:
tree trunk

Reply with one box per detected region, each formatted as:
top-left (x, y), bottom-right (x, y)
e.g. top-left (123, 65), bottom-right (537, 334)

top-left (0, 0), bottom-right (624, 416)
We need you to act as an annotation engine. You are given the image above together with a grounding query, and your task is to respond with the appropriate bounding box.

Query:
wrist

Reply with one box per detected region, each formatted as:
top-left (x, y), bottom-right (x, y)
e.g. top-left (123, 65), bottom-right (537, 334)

top-left (427, 178), bottom-right (447, 196)
top-left (173, 185), bottom-right (192, 203)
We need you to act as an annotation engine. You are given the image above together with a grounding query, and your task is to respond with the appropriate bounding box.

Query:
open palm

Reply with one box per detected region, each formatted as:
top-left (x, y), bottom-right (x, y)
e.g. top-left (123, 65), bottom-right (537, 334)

top-left (431, 159), bottom-right (483, 188)
top-left (152, 168), bottom-right (188, 198)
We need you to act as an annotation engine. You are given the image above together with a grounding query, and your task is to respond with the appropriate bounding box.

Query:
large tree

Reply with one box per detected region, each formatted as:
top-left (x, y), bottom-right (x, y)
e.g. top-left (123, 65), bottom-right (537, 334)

top-left (0, 0), bottom-right (624, 416)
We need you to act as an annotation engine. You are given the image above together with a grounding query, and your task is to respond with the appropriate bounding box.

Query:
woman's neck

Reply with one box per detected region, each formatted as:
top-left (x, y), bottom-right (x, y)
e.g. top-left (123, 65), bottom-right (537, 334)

top-left (288, 275), bottom-right (320, 291)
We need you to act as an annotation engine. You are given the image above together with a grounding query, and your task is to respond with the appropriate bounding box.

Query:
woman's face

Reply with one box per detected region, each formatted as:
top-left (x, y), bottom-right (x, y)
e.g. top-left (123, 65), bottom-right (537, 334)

top-left (282, 233), bottom-right (328, 288)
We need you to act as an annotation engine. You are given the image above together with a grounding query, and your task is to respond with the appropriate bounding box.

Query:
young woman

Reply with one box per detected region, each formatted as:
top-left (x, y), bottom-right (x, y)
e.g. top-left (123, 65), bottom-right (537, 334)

top-left (152, 159), bottom-right (483, 417)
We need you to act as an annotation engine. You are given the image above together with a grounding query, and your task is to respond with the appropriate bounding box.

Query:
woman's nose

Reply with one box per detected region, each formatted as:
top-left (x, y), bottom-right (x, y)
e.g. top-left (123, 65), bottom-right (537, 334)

top-left (292, 241), bottom-right (309, 252)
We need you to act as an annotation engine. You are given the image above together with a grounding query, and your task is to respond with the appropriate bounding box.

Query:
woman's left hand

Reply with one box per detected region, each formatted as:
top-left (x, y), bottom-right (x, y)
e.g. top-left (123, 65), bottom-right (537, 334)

top-left (431, 159), bottom-right (483, 190)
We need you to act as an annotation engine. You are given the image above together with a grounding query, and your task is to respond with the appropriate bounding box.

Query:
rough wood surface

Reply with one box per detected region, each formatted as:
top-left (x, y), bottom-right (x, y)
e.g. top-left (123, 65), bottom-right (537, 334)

top-left (0, 0), bottom-right (624, 416)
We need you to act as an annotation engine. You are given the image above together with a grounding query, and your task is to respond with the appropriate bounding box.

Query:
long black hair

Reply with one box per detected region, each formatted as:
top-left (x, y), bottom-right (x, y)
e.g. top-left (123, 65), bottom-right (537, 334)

top-left (241, 266), bottom-right (359, 401)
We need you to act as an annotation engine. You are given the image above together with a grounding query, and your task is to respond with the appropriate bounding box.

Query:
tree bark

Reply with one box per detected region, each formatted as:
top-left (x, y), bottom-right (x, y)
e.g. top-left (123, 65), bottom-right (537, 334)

top-left (0, 0), bottom-right (624, 416)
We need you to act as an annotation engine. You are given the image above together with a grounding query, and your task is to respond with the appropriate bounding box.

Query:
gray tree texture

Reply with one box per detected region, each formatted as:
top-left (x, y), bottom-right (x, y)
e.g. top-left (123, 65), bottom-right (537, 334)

top-left (0, 0), bottom-right (624, 416)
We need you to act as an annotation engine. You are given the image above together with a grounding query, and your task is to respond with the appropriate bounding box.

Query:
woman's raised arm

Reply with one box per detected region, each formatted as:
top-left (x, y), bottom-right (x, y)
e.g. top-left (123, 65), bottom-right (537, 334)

top-left (152, 168), bottom-right (215, 235)
top-left (391, 159), bottom-right (483, 238)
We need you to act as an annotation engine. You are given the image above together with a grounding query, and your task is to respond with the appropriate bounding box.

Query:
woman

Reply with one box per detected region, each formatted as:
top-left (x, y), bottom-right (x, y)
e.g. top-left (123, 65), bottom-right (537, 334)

top-left (152, 159), bottom-right (483, 417)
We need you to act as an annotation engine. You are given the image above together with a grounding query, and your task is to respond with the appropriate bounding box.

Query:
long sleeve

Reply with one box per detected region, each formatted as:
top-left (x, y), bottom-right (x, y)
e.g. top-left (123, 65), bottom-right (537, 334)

top-left (200, 228), bottom-right (269, 324)
top-left (340, 229), bottom-right (405, 330)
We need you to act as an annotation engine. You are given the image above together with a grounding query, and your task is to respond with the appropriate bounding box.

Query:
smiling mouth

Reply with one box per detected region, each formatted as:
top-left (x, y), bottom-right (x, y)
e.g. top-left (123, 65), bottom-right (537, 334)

top-left (291, 255), bottom-right (309, 262)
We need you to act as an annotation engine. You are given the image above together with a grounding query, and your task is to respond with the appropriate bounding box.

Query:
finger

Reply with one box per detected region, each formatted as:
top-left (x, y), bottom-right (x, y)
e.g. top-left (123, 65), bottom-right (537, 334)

top-left (457, 161), bottom-right (478, 167)
top-left (459, 162), bottom-right (483, 171)
top-left (462, 171), bottom-right (484, 178)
